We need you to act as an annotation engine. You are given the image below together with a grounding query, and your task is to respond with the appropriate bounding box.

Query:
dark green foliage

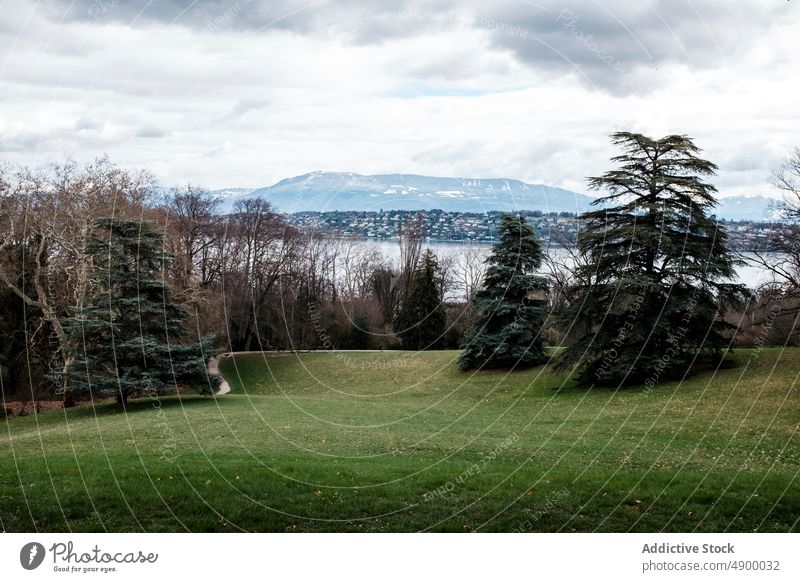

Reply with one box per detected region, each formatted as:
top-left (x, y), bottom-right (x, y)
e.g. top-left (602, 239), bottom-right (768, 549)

top-left (62, 218), bottom-right (219, 408)
top-left (395, 249), bottom-right (446, 350)
top-left (0, 243), bottom-right (53, 400)
top-left (0, 284), bottom-right (27, 397)
top-left (459, 214), bottom-right (549, 370)
top-left (343, 309), bottom-right (373, 349)
top-left (557, 132), bottom-right (750, 386)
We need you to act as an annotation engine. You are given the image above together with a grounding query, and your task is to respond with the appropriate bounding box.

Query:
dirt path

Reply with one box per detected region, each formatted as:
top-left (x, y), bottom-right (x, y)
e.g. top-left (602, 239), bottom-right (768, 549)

top-left (208, 356), bottom-right (231, 395)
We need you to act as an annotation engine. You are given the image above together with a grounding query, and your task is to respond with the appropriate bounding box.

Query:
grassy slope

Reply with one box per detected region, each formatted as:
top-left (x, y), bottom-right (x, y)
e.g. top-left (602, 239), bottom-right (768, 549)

top-left (1, 348), bottom-right (798, 532)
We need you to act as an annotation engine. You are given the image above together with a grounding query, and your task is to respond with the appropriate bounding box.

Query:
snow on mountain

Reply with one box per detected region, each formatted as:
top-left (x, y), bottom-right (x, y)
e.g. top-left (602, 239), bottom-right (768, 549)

top-left (170, 172), bottom-right (778, 221)
top-left (211, 187), bottom-right (257, 206)
top-left (213, 187), bottom-right (256, 198)
top-left (239, 171), bottom-right (594, 214)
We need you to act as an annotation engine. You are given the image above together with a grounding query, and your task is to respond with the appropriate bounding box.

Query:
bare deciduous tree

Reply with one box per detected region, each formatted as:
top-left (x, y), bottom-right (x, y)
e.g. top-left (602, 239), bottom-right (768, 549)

top-left (398, 212), bottom-right (426, 304)
top-left (0, 158), bottom-right (151, 405)
top-left (746, 153), bottom-right (800, 287)
top-left (224, 198), bottom-right (300, 350)
top-left (744, 148), bottom-right (800, 336)
top-left (337, 237), bottom-right (387, 300)
top-left (449, 244), bottom-right (486, 302)
top-left (164, 185), bottom-right (223, 291)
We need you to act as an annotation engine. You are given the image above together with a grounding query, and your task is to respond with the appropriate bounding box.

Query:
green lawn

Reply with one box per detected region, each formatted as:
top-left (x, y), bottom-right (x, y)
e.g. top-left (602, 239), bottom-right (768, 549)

top-left (1, 348), bottom-right (798, 532)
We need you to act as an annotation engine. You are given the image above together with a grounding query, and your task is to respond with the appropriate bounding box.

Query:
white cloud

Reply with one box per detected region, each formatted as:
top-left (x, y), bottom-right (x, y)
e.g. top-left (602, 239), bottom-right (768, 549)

top-left (0, 0), bottom-right (798, 198)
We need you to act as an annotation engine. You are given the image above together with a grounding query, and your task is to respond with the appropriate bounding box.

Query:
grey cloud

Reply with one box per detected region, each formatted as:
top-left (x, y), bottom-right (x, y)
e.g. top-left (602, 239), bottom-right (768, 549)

top-left (211, 99), bottom-right (270, 125)
top-left (43, 0), bottom-right (796, 96)
top-left (135, 125), bottom-right (168, 138)
top-left (50, 0), bottom-right (238, 28)
top-left (481, 0), bottom-right (793, 94)
top-left (230, 99), bottom-right (269, 117)
top-left (3, 0), bottom-right (794, 194)
top-left (10, 1), bottom-right (797, 117)
top-left (75, 115), bottom-right (103, 131)
top-left (0, 133), bottom-right (43, 153)
top-left (47, 0), bottom-right (432, 36)
top-left (0, 124), bottom-right (121, 154)
top-left (722, 149), bottom-right (769, 173)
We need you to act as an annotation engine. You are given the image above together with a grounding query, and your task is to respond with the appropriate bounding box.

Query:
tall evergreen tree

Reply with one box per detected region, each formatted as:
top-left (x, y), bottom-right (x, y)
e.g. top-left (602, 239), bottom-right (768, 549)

top-left (395, 249), bottom-right (446, 350)
top-left (557, 132), bottom-right (749, 386)
top-left (343, 308), bottom-right (374, 349)
top-left (459, 214), bottom-right (549, 370)
top-left (62, 218), bottom-right (219, 409)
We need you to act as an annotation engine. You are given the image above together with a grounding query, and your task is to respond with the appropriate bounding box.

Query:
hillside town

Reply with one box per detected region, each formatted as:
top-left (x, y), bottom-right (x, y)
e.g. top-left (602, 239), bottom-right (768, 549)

top-left (288, 209), bottom-right (786, 251)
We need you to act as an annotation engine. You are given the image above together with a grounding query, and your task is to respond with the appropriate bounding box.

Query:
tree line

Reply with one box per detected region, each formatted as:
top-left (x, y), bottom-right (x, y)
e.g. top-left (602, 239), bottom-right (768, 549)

top-left (1, 133), bottom-right (799, 410)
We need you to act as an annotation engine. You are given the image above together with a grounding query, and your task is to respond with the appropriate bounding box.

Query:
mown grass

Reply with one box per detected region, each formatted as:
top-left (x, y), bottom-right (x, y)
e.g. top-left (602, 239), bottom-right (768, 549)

top-left (1, 348), bottom-right (798, 532)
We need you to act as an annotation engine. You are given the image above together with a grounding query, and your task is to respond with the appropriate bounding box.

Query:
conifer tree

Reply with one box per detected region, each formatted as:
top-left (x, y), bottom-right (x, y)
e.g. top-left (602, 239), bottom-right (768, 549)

top-left (395, 249), bottom-right (446, 350)
top-left (557, 132), bottom-right (749, 386)
top-left (459, 214), bottom-right (549, 370)
top-left (62, 218), bottom-right (219, 409)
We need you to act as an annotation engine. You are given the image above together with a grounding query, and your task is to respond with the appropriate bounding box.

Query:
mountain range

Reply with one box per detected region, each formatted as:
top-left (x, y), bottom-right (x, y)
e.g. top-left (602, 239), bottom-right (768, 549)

top-left (208, 171), bottom-right (777, 221)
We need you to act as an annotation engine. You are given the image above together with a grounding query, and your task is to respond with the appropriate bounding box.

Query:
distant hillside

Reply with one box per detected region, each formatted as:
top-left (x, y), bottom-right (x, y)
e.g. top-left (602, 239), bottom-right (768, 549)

top-left (207, 172), bottom-right (777, 221)
top-left (713, 196), bottom-right (780, 222)
top-left (217, 171), bottom-right (594, 214)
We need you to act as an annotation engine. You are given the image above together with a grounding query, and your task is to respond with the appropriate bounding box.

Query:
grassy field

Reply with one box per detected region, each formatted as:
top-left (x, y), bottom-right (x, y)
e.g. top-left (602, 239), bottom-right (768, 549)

top-left (1, 348), bottom-right (798, 532)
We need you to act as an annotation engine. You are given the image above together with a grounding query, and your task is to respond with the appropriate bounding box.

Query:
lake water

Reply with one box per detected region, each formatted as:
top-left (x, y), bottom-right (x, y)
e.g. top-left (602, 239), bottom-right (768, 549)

top-left (357, 239), bottom-right (777, 292)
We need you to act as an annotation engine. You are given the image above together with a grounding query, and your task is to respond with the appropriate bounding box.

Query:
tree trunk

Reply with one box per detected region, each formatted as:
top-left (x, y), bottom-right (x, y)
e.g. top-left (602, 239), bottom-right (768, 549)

top-left (116, 391), bottom-right (127, 410)
top-left (63, 391), bottom-right (76, 408)
top-left (243, 330), bottom-right (253, 352)
top-left (60, 350), bottom-right (77, 407)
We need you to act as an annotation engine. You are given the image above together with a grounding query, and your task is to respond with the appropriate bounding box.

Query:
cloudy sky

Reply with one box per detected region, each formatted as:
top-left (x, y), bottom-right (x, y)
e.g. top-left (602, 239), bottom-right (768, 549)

top-left (1, 0), bottom-right (797, 196)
